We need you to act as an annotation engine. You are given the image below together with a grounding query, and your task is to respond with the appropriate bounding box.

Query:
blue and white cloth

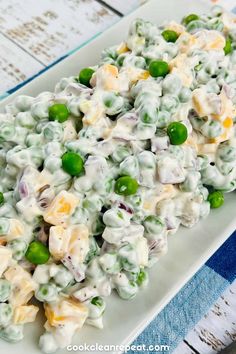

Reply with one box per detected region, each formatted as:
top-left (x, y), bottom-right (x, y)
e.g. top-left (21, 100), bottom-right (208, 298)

top-left (129, 231), bottom-right (236, 353)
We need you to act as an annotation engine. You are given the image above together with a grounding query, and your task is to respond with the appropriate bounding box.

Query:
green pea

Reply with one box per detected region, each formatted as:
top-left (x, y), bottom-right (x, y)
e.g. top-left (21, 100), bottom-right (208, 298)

top-left (0, 303), bottom-right (13, 326)
top-left (102, 47), bottom-right (118, 60)
top-left (218, 144), bottom-right (236, 162)
top-left (35, 283), bottom-right (58, 302)
top-left (0, 324), bottom-right (23, 343)
top-left (7, 239), bottom-right (27, 261)
top-left (187, 20), bottom-right (207, 33)
top-left (0, 218), bottom-right (10, 235)
top-left (201, 119), bottom-right (223, 139)
top-left (15, 112), bottom-right (36, 129)
top-left (0, 122), bottom-right (15, 141)
top-left (91, 296), bottom-right (103, 307)
top-left (99, 253), bottom-right (121, 274)
top-left (183, 14), bottom-right (200, 26)
top-left (156, 110), bottom-right (171, 128)
top-left (103, 92), bottom-right (119, 109)
top-left (0, 279), bottom-right (11, 302)
top-left (90, 296), bottom-right (106, 318)
top-left (207, 18), bottom-right (224, 31)
top-left (53, 265), bottom-right (73, 289)
top-left (149, 60), bottom-right (169, 78)
top-left (25, 240), bottom-right (50, 265)
top-left (78, 68), bottom-right (95, 87)
top-left (82, 196), bottom-right (103, 212)
top-left (162, 75), bottom-right (182, 95)
top-left (84, 237), bottom-right (100, 264)
top-left (126, 194), bottom-right (142, 210)
top-left (179, 87), bottom-right (191, 103)
top-left (61, 151), bottom-right (84, 177)
top-left (120, 257), bottom-right (138, 272)
top-left (197, 154), bottom-right (209, 170)
top-left (136, 269), bottom-right (148, 286)
top-left (161, 95), bottom-right (179, 112)
top-left (224, 37), bottom-right (232, 55)
top-left (103, 92), bottom-right (124, 115)
top-left (133, 56), bottom-right (146, 69)
top-left (120, 156), bottom-right (139, 179)
top-left (43, 122), bottom-right (63, 141)
top-left (93, 215), bottom-right (106, 235)
top-left (48, 104), bottom-right (69, 123)
top-left (194, 63), bottom-right (203, 72)
top-left (167, 122), bottom-right (188, 145)
top-left (119, 244), bottom-right (138, 272)
top-left (116, 54), bottom-right (127, 67)
top-left (111, 146), bottom-right (131, 163)
top-left (114, 176), bottom-right (139, 196)
top-left (145, 57), bottom-right (153, 66)
top-left (140, 106), bottom-right (158, 124)
top-left (26, 133), bottom-right (43, 147)
top-left (143, 215), bottom-right (164, 234)
top-left (116, 281), bottom-right (138, 300)
top-left (207, 191), bottom-right (224, 209)
top-left (211, 5), bottom-right (223, 17)
top-left (0, 192), bottom-right (4, 206)
top-left (7, 239), bottom-right (28, 261)
top-left (162, 29), bottom-right (179, 43)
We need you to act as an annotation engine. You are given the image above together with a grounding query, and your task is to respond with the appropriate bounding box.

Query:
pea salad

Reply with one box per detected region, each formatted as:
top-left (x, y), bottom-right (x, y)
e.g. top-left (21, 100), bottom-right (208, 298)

top-left (0, 5), bottom-right (236, 353)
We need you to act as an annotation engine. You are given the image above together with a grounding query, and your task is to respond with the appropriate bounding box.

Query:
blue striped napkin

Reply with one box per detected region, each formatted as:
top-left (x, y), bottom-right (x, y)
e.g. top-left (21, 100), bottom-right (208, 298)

top-left (129, 231), bottom-right (236, 353)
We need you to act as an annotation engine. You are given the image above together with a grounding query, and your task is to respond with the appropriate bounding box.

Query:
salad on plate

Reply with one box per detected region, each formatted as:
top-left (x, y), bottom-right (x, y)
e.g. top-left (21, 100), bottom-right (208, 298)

top-left (0, 5), bottom-right (236, 353)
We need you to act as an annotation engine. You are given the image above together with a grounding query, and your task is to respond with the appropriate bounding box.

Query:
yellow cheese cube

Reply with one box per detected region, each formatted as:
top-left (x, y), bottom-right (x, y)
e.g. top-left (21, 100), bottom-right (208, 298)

top-left (68, 225), bottom-right (89, 264)
top-left (49, 225), bottom-right (70, 261)
top-left (13, 305), bottom-right (39, 324)
top-left (49, 224), bottom-right (89, 264)
top-left (0, 246), bottom-right (12, 277)
top-left (8, 219), bottom-right (24, 241)
top-left (0, 219), bottom-right (25, 243)
top-left (204, 34), bottom-right (225, 51)
top-left (44, 297), bottom-right (88, 328)
top-left (4, 265), bottom-right (37, 307)
top-left (169, 54), bottom-right (193, 87)
top-left (116, 42), bottom-right (129, 54)
top-left (94, 64), bottom-right (120, 91)
top-left (165, 21), bottom-right (186, 35)
top-left (44, 191), bottom-right (79, 226)
top-left (82, 103), bottom-right (104, 125)
top-left (223, 117), bottom-right (233, 129)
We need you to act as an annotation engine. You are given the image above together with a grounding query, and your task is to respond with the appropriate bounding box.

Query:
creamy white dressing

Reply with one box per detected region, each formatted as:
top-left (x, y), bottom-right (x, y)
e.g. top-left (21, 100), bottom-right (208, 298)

top-left (0, 5), bottom-right (236, 353)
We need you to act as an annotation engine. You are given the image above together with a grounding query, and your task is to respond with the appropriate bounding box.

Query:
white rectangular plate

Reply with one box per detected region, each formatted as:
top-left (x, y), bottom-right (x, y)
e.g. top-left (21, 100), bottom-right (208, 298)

top-left (0, 1), bottom-right (235, 353)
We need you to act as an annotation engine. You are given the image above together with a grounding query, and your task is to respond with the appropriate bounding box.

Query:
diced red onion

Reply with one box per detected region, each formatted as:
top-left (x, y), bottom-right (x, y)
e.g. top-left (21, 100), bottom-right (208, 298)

top-left (18, 181), bottom-right (29, 199)
top-left (118, 202), bottom-right (133, 214)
